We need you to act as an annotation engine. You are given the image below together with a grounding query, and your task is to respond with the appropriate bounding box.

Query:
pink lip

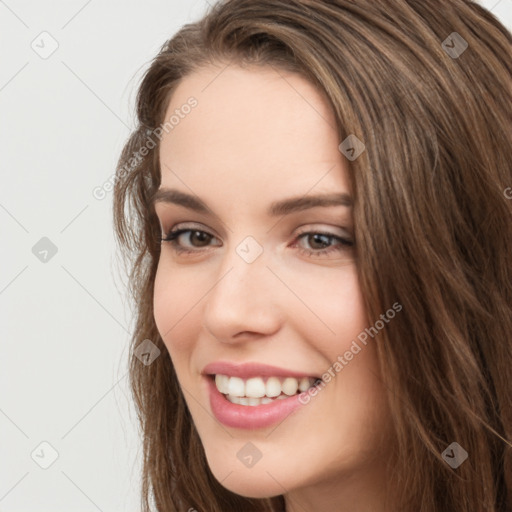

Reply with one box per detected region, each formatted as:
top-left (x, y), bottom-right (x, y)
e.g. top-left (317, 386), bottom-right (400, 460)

top-left (201, 361), bottom-right (319, 379)
top-left (204, 375), bottom-right (309, 429)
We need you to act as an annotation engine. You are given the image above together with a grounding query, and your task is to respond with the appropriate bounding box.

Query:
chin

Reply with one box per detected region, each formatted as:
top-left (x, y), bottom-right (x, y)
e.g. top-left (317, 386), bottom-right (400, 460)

top-left (216, 475), bottom-right (285, 499)
top-left (205, 455), bottom-right (294, 498)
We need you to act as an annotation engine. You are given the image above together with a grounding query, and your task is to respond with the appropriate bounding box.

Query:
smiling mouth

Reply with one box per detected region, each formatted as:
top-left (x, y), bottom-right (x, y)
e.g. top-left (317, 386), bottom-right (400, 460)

top-left (209, 374), bottom-right (322, 406)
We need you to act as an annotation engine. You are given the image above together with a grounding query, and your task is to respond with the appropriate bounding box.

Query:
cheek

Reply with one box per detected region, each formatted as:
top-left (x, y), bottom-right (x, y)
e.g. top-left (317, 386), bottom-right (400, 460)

top-left (294, 266), bottom-right (368, 352)
top-left (153, 261), bottom-right (200, 355)
top-left (338, 274), bottom-right (368, 340)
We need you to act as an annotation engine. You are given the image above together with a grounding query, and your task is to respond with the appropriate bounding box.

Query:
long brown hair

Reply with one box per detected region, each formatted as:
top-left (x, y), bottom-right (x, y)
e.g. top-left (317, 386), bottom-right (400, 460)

top-left (113, 1), bottom-right (512, 510)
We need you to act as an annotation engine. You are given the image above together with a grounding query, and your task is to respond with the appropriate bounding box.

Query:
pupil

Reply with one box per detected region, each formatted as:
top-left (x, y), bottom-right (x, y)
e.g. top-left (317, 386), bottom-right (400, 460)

top-left (192, 231), bottom-right (210, 246)
top-left (311, 234), bottom-right (328, 249)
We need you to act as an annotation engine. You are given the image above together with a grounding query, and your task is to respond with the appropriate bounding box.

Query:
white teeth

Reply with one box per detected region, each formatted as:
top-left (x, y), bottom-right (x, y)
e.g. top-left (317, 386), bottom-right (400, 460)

top-left (227, 376), bottom-right (245, 397)
top-left (298, 377), bottom-right (311, 392)
top-left (215, 374), bottom-right (230, 394)
top-left (245, 377), bottom-right (266, 398)
top-left (282, 377), bottom-right (299, 396)
top-left (265, 377), bottom-right (282, 397)
top-left (214, 374), bottom-right (318, 403)
top-left (227, 394), bottom-right (288, 406)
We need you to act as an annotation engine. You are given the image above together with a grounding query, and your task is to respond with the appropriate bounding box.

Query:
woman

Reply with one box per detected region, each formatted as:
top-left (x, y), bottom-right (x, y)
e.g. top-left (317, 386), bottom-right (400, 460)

top-left (113, 0), bottom-right (512, 510)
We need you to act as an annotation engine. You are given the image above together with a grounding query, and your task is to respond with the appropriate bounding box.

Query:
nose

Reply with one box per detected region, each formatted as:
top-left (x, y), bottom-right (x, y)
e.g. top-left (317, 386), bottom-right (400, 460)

top-left (201, 241), bottom-right (282, 344)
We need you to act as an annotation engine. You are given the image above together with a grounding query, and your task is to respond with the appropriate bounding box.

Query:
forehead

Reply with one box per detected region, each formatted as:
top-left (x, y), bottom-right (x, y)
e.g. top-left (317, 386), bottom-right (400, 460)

top-left (158, 63), bottom-right (350, 199)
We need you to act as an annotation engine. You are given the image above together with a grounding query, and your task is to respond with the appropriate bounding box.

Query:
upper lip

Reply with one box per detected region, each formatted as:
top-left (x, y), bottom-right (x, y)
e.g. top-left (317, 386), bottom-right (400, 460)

top-left (202, 361), bottom-right (319, 379)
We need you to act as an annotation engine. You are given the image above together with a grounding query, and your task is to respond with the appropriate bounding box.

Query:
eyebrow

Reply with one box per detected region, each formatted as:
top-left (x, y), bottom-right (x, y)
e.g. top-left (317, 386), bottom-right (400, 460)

top-left (150, 187), bottom-right (352, 217)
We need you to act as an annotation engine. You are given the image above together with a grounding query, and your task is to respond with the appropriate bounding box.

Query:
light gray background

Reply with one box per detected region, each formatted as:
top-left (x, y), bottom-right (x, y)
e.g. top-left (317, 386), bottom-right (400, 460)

top-left (1, 1), bottom-right (510, 511)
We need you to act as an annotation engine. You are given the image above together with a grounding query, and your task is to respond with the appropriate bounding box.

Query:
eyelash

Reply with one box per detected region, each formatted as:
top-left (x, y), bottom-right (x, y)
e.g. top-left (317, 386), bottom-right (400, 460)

top-left (158, 226), bottom-right (354, 258)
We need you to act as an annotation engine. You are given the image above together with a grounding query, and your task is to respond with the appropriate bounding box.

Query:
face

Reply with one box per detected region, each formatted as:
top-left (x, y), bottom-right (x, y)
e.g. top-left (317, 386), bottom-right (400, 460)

top-left (153, 62), bottom-right (394, 510)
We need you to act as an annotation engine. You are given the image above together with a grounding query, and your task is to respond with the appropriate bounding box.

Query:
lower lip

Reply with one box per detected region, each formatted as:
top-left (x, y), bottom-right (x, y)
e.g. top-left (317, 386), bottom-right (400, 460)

top-left (205, 376), bottom-right (308, 429)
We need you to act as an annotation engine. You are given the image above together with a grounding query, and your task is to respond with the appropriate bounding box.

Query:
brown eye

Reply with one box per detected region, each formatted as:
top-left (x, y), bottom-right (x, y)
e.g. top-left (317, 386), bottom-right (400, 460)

top-left (160, 227), bottom-right (219, 253)
top-left (304, 233), bottom-right (332, 250)
top-left (186, 230), bottom-right (212, 247)
top-left (292, 231), bottom-right (354, 258)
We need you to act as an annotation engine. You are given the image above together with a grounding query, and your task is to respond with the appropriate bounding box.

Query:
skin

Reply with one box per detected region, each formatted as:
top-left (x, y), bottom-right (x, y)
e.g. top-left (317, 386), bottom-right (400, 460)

top-left (153, 62), bottom-right (396, 512)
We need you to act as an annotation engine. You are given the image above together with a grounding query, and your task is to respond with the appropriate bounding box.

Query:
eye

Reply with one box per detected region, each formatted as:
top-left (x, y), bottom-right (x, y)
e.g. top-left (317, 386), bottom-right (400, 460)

top-left (292, 230), bottom-right (354, 258)
top-left (159, 224), bottom-right (354, 258)
top-left (159, 226), bottom-right (220, 254)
